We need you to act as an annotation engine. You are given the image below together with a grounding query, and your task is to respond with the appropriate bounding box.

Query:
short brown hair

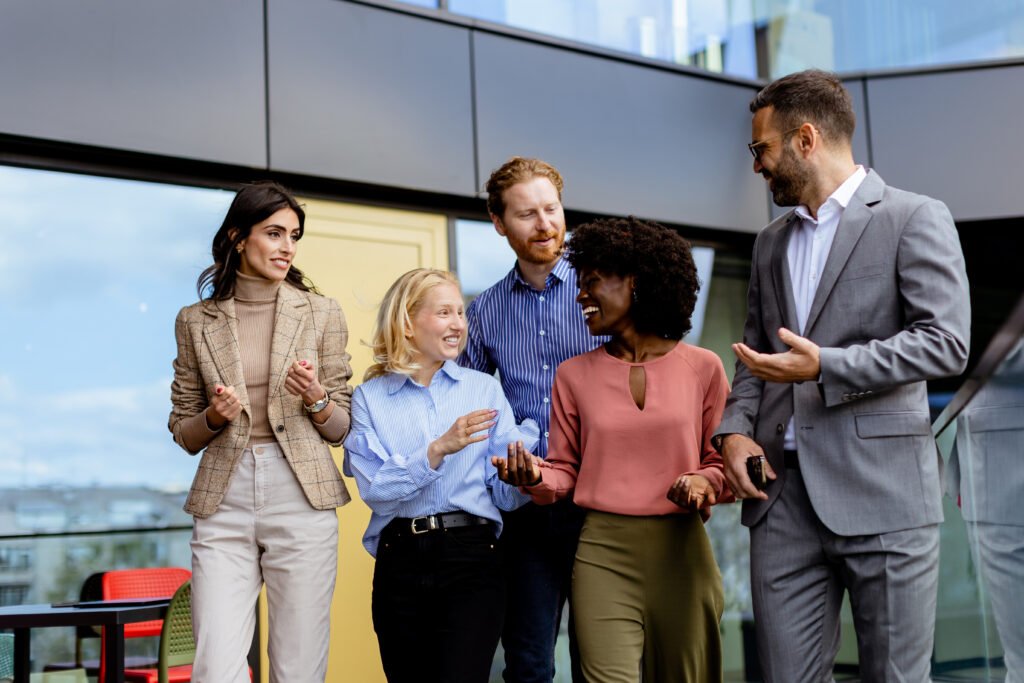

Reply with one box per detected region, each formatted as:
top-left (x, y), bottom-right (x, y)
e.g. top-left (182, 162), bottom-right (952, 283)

top-left (750, 69), bottom-right (855, 146)
top-left (484, 156), bottom-right (564, 218)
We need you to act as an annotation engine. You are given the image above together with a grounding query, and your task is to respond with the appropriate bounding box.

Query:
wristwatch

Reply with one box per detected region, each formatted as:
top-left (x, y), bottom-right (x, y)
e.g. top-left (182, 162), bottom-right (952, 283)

top-left (304, 392), bottom-right (331, 414)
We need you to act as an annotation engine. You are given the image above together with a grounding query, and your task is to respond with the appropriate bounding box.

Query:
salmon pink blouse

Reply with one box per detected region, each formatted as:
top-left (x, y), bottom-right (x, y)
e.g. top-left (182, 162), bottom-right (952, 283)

top-left (528, 343), bottom-right (729, 516)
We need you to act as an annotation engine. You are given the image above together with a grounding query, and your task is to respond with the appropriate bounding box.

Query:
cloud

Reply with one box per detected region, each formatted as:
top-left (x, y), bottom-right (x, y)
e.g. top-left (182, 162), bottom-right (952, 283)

top-left (0, 375), bottom-right (197, 489)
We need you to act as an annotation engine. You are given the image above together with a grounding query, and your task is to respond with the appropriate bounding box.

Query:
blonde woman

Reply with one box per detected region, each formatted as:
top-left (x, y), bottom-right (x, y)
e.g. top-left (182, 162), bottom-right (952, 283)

top-left (169, 181), bottom-right (352, 683)
top-left (344, 268), bottom-right (536, 683)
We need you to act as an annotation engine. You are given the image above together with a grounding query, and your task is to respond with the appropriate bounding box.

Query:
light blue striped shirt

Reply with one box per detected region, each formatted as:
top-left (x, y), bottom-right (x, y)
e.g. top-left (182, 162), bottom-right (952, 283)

top-left (344, 361), bottom-right (538, 556)
top-left (458, 257), bottom-right (606, 458)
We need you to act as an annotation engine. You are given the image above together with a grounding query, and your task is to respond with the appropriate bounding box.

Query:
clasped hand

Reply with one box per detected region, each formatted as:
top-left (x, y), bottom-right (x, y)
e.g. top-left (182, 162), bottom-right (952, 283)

top-left (492, 441), bottom-right (543, 487)
top-left (285, 359), bottom-right (326, 405)
top-left (666, 473), bottom-right (716, 511)
top-left (206, 384), bottom-right (242, 429)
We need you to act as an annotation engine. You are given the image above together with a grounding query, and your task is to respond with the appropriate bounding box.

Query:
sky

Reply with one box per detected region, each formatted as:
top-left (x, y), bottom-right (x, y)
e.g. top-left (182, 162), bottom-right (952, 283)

top-left (0, 166), bottom-right (234, 490)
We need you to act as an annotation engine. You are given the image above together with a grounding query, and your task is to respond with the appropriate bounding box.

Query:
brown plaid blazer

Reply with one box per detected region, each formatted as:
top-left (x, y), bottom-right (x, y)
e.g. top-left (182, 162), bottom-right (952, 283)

top-left (169, 284), bottom-right (353, 518)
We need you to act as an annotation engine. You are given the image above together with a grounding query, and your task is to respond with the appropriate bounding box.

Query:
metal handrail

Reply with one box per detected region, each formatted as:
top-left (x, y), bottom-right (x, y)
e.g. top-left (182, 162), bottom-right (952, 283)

top-left (0, 525), bottom-right (192, 542)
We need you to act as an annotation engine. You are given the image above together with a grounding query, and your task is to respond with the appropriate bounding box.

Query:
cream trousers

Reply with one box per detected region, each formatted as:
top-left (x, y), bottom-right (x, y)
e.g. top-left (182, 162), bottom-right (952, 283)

top-left (190, 442), bottom-right (339, 683)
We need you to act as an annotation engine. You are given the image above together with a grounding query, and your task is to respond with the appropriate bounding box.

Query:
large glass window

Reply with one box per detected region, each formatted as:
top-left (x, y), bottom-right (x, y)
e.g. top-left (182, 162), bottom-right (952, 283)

top-left (436, 0), bottom-right (1024, 79)
top-left (0, 166), bottom-right (232, 495)
top-left (0, 164), bottom-right (231, 669)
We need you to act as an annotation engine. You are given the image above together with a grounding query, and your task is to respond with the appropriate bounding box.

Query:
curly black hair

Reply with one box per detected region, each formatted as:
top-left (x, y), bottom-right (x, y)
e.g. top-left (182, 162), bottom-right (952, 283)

top-left (566, 216), bottom-right (699, 340)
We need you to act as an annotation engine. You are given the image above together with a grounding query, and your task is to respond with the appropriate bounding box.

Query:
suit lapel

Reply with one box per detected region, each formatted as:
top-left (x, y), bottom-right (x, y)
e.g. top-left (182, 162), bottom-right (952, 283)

top-left (770, 214), bottom-right (801, 335)
top-left (268, 285), bottom-right (308, 400)
top-left (201, 298), bottom-right (250, 412)
top-left (804, 171), bottom-right (884, 337)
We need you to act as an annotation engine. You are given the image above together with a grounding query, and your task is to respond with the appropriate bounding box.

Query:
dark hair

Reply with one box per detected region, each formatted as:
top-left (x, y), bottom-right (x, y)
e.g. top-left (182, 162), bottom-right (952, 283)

top-left (566, 216), bottom-right (699, 340)
top-left (484, 156), bottom-right (564, 218)
top-left (749, 69), bottom-right (855, 146)
top-left (197, 181), bottom-right (317, 300)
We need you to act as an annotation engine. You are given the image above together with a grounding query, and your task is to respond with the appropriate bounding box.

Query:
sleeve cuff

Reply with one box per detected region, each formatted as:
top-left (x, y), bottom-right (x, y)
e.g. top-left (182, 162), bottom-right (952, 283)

top-left (313, 405), bottom-right (351, 445)
top-left (180, 410), bottom-right (222, 453)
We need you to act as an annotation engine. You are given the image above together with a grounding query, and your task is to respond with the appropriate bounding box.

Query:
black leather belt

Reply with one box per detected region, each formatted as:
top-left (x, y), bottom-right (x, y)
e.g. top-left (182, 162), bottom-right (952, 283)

top-left (386, 512), bottom-right (492, 538)
top-left (784, 450), bottom-right (799, 469)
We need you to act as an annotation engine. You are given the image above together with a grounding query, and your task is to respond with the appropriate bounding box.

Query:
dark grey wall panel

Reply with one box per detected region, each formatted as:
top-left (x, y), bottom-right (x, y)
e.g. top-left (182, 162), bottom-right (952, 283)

top-left (866, 66), bottom-right (1024, 220)
top-left (844, 78), bottom-right (872, 167)
top-left (268, 0), bottom-right (476, 196)
top-left (0, 1), bottom-right (266, 167)
top-left (474, 33), bottom-right (767, 232)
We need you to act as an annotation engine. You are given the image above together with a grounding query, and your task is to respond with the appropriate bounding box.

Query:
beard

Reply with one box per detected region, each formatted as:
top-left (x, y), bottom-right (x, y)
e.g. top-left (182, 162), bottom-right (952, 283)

top-left (511, 233), bottom-right (565, 265)
top-left (765, 145), bottom-right (812, 208)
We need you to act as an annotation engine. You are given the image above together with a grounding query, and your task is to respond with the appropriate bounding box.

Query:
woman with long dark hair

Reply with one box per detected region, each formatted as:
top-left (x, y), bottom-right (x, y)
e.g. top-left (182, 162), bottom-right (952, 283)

top-left (496, 216), bottom-right (729, 682)
top-left (169, 181), bottom-right (352, 682)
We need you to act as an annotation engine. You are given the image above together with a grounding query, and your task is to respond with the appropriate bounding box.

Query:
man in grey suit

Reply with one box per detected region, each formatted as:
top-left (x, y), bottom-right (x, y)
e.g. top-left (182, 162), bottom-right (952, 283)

top-left (714, 69), bottom-right (971, 681)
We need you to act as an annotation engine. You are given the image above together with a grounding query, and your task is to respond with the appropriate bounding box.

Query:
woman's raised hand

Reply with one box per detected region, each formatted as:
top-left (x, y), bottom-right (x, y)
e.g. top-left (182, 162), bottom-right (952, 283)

top-left (492, 441), bottom-right (542, 487)
top-left (206, 384), bottom-right (242, 429)
top-left (427, 409), bottom-right (497, 469)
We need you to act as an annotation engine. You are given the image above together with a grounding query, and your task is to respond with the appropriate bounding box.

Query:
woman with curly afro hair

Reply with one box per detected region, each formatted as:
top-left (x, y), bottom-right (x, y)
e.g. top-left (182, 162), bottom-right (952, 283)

top-left (495, 216), bottom-right (730, 682)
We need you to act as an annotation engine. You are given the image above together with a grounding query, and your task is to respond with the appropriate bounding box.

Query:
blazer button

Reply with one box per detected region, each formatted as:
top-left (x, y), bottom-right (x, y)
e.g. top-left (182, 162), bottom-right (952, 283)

top-left (276, 425), bottom-right (285, 433)
top-left (776, 423), bottom-right (784, 434)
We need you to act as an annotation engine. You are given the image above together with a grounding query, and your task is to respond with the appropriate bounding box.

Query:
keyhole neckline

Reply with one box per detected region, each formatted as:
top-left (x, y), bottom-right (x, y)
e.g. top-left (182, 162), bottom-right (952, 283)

top-left (601, 341), bottom-right (681, 367)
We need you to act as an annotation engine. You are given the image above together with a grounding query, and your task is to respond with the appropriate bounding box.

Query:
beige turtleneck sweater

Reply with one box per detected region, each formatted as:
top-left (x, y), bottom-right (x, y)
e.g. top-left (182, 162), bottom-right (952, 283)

top-left (179, 271), bottom-right (347, 452)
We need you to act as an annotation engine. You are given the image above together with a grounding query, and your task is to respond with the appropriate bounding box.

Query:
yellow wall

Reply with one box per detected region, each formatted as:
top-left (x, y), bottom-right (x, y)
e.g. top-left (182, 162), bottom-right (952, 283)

top-left (257, 198), bottom-right (449, 683)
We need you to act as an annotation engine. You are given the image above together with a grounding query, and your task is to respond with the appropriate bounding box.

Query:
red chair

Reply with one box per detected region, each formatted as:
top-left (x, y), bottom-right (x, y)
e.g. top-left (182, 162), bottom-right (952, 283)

top-left (98, 567), bottom-right (191, 683)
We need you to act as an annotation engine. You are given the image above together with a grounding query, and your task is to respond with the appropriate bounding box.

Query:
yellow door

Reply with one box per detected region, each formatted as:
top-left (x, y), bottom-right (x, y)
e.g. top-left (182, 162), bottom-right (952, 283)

top-left (259, 197), bottom-right (449, 683)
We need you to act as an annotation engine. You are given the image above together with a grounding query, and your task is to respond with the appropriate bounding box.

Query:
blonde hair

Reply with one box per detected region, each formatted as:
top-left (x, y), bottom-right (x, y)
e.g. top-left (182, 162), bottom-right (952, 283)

top-left (485, 156), bottom-right (564, 219)
top-left (364, 269), bottom-right (465, 381)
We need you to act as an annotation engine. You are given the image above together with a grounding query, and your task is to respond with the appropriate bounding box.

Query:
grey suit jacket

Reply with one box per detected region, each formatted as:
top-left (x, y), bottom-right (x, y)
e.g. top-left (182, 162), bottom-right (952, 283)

top-left (169, 283), bottom-right (353, 518)
top-left (715, 170), bottom-right (970, 536)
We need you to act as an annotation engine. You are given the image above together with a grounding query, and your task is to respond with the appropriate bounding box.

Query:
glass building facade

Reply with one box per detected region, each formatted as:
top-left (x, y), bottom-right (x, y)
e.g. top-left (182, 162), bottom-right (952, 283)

top-left (432, 0), bottom-right (1024, 79)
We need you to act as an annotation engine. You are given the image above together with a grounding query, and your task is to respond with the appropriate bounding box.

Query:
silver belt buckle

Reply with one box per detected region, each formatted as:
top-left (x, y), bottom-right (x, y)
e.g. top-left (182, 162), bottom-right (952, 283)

top-left (410, 515), bottom-right (439, 535)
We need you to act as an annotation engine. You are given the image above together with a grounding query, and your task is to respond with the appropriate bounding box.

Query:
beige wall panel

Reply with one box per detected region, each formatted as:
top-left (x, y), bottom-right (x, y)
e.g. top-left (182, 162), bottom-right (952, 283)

top-left (290, 198), bottom-right (448, 683)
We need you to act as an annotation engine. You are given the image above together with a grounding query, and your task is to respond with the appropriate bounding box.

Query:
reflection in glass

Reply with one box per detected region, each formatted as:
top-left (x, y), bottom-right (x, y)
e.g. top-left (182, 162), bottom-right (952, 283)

top-left (944, 338), bottom-right (1024, 681)
top-left (446, 0), bottom-right (1024, 79)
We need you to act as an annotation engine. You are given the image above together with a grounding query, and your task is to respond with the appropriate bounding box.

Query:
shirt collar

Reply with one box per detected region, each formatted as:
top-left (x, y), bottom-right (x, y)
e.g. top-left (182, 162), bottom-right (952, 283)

top-left (794, 165), bottom-right (867, 223)
top-left (384, 360), bottom-right (465, 394)
top-left (508, 256), bottom-right (571, 291)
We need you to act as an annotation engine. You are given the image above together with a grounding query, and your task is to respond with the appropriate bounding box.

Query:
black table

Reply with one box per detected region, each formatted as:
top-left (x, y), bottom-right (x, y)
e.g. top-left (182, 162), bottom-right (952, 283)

top-left (0, 600), bottom-right (170, 683)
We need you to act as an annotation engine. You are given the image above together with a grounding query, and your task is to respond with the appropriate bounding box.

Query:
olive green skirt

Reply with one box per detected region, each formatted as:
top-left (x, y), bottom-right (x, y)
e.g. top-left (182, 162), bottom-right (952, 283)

top-left (572, 510), bottom-right (724, 683)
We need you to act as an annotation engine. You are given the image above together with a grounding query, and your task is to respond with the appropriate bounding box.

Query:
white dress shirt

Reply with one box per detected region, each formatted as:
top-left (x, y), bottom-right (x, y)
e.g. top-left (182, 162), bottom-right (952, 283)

top-left (784, 165), bottom-right (867, 451)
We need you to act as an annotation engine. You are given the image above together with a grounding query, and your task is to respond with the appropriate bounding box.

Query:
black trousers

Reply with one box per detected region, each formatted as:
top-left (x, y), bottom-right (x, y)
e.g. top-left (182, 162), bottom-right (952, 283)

top-left (499, 500), bottom-right (584, 683)
top-left (372, 522), bottom-right (505, 683)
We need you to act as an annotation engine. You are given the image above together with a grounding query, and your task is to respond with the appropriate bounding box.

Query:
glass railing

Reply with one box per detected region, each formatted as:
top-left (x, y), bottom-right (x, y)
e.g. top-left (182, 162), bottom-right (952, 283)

top-left (930, 293), bottom-right (1024, 682)
top-left (0, 526), bottom-right (192, 673)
